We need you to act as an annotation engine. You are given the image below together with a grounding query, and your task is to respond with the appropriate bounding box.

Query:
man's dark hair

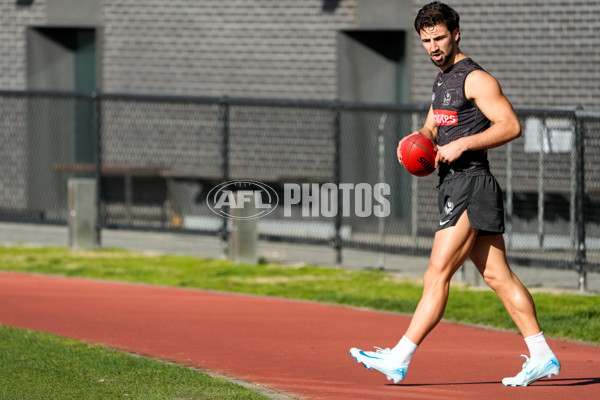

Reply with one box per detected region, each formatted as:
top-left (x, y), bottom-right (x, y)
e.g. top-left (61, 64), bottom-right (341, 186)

top-left (414, 2), bottom-right (460, 39)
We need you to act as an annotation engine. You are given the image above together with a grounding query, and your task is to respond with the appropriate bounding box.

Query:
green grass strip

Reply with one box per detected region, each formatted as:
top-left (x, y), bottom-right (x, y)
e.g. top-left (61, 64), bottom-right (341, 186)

top-left (0, 325), bottom-right (269, 400)
top-left (1, 245), bottom-right (599, 343)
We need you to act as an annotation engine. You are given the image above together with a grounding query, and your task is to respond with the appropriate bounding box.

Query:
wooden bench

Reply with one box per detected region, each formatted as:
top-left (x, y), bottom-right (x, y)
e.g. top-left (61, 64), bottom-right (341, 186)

top-left (54, 163), bottom-right (173, 226)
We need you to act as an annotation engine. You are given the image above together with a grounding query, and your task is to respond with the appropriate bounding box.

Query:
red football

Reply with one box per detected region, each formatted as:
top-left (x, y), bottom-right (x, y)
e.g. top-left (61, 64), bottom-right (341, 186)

top-left (397, 133), bottom-right (437, 177)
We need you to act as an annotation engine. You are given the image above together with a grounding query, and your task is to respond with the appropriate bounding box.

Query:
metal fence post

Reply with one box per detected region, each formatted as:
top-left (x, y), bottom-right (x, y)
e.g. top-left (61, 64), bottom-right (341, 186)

top-left (569, 114), bottom-right (577, 254)
top-left (574, 108), bottom-right (587, 292)
top-left (377, 114), bottom-right (387, 269)
top-left (92, 91), bottom-right (102, 247)
top-left (505, 141), bottom-right (513, 250)
top-left (537, 120), bottom-right (546, 249)
top-left (410, 113), bottom-right (420, 248)
top-left (333, 103), bottom-right (342, 265)
top-left (219, 96), bottom-right (230, 258)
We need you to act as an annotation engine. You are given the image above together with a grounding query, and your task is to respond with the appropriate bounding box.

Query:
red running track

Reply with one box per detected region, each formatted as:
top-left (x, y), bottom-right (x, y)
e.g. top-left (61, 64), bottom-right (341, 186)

top-left (0, 272), bottom-right (598, 400)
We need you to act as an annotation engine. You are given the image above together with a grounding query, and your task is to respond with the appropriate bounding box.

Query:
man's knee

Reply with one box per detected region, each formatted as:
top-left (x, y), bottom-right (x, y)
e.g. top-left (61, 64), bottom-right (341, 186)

top-left (482, 270), bottom-right (500, 290)
top-left (424, 261), bottom-right (455, 287)
top-left (481, 267), bottom-right (514, 291)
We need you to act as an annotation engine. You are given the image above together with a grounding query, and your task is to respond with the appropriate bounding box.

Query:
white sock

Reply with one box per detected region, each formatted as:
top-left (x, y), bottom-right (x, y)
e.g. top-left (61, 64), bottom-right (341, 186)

top-left (391, 335), bottom-right (418, 364)
top-left (524, 331), bottom-right (553, 359)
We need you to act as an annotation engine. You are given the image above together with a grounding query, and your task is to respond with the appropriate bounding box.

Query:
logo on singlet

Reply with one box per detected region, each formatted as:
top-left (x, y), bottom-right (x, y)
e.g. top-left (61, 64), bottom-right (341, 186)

top-left (433, 109), bottom-right (458, 126)
top-left (442, 91), bottom-right (452, 106)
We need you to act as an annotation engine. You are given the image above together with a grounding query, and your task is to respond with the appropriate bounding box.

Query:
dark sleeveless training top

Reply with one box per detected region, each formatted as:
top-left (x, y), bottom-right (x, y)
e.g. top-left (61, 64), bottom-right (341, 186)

top-left (431, 58), bottom-right (491, 181)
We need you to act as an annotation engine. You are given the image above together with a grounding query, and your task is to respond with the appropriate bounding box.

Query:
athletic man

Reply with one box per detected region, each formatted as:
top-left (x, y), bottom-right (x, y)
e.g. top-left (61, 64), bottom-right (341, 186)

top-left (349, 2), bottom-right (560, 387)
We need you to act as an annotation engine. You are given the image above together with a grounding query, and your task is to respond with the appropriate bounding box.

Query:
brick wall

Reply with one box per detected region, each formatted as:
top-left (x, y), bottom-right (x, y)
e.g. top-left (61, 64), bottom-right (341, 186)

top-left (410, 0), bottom-right (600, 109)
top-left (0, 2), bottom-right (46, 210)
top-left (102, 0), bottom-right (358, 98)
top-left (0, 1), bottom-right (46, 89)
top-left (3, 1), bottom-right (599, 109)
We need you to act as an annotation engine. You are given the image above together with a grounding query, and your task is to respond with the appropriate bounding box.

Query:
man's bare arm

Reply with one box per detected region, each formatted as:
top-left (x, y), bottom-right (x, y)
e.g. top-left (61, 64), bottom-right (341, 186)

top-left (435, 71), bottom-right (521, 166)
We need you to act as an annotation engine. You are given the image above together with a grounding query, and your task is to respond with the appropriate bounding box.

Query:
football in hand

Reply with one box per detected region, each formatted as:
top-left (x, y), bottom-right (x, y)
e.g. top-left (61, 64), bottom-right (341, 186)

top-left (397, 133), bottom-right (437, 177)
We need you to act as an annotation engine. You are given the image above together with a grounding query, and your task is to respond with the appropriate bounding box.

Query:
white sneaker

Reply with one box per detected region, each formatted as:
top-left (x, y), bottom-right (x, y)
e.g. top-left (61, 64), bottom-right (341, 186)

top-left (502, 353), bottom-right (561, 387)
top-left (349, 347), bottom-right (409, 384)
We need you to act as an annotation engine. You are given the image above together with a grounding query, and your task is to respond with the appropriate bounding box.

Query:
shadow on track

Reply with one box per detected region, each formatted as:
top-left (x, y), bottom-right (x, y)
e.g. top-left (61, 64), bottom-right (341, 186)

top-left (389, 377), bottom-right (600, 387)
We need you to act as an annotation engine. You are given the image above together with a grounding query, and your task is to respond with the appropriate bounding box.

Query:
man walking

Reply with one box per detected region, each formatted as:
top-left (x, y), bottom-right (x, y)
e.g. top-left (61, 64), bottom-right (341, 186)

top-left (350, 2), bottom-right (560, 387)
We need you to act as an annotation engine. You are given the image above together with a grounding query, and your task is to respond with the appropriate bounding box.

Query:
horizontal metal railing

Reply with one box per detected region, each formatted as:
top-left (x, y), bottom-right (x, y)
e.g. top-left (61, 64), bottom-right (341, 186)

top-left (0, 89), bottom-right (597, 290)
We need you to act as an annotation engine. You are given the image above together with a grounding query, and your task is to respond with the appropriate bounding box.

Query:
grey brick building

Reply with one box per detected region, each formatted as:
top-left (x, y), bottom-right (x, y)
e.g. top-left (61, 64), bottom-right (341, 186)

top-left (1, 1), bottom-right (599, 272)
top-left (3, 0), bottom-right (599, 109)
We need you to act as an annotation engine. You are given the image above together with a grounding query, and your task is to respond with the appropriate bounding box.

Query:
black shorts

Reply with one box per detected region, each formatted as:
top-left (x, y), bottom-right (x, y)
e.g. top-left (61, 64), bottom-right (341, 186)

top-left (436, 174), bottom-right (505, 236)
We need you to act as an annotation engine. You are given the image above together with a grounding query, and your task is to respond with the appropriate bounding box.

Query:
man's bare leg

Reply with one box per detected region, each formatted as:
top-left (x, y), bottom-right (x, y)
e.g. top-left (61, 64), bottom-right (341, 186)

top-left (469, 234), bottom-right (540, 337)
top-left (404, 210), bottom-right (478, 345)
top-left (349, 210), bottom-right (478, 383)
top-left (469, 234), bottom-right (560, 386)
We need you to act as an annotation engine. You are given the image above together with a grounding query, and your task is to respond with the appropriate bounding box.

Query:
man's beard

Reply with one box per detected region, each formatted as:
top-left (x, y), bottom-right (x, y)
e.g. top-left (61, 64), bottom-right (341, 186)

top-left (429, 43), bottom-right (455, 68)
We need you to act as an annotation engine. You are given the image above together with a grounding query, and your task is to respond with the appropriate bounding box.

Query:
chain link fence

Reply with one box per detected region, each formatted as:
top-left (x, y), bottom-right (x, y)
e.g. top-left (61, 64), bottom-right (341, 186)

top-left (0, 90), bottom-right (598, 286)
